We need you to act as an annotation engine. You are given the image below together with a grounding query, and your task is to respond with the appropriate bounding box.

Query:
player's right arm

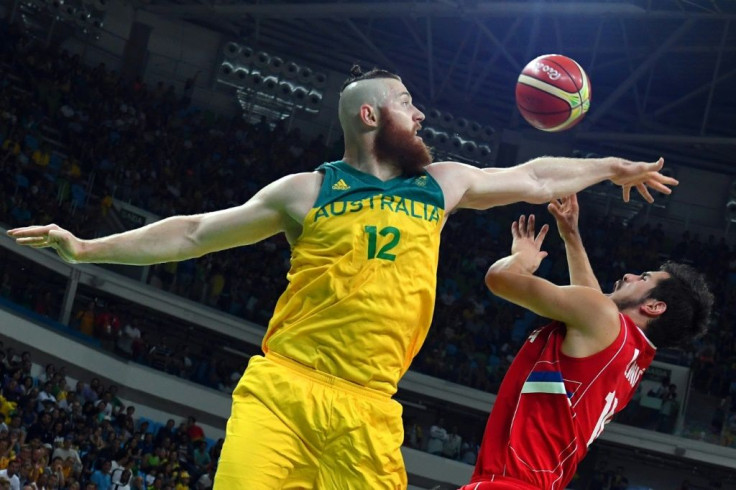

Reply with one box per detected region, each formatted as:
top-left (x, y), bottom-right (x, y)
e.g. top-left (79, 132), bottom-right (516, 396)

top-left (485, 214), bottom-right (620, 353)
top-left (7, 172), bottom-right (319, 265)
top-left (428, 156), bottom-right (677, 213)
top-left (547, 194), bottom-right (601, 291)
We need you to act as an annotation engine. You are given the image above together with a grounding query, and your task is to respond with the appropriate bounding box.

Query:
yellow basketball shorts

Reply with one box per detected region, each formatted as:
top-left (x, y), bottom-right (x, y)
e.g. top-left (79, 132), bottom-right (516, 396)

top-left (213, 352), bottom-right (407, 489)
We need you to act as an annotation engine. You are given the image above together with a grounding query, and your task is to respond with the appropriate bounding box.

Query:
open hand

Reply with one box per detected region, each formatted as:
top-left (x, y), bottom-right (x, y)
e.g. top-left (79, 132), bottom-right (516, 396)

top-left (7, 224), bottom-right (82, 263)
top-left (510, 214), bottom-right (549, 274)
top-left (610, 157), bottom-right (678, 203)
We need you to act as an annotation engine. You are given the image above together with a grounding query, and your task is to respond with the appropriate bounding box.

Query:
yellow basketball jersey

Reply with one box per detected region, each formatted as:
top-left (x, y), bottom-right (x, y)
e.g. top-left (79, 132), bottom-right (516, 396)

top-left (263, 161), bottom-right (445, 394)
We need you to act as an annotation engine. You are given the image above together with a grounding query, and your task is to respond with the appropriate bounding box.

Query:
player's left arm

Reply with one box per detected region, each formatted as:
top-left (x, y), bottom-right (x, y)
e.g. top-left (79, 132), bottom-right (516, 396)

top-left (427, 156), bottom-right (677, 212)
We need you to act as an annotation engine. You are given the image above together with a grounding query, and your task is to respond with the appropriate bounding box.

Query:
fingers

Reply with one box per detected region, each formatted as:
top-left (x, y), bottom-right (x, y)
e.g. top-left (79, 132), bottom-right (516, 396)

top-left (547, 202), bottom-right (565, 219)
top-left (536, 223), bottom-right (550, 245)
top-left (548, 194), bottom-right (579, 222)
top-left (514, 214), bottom-right (549, 239)
top-left (16, 235), bottom-right (57, 249)
top-left (655, 174), bottom-right (679, 187)
top-left (15, 236), bottom-right (49, 247)
top-left (622, 185), bottom-right (631, 203)
top-left (9, 226), bottom-right (64, 250)
top-left (512, 215), bottom-right (532, 238)
top-left (7, 224), bottom-right (59, 238)
top-left (653, 157), bottom-right (664, 170)
top-left (614, 158), bottom-right (677, 199)
top-left (649, 174), bottom-right (678, 193)
top-left (522, 214), bottom-right (536, 237)
top-left (547, 201), bottom-right (561, 218)
top-left (623, 174), bottom-right (678, 203)
top-left (548, 195), bottom-right (575, 211)
top-left (647, 181), bottom-right (673, 195)
top-left (636, 183), bottom-right (654, 203)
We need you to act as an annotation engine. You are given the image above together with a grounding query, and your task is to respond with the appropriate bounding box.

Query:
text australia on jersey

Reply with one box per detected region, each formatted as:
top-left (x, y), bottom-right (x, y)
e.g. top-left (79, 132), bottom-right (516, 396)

top-left (314, 194), bottom-right (442, 223)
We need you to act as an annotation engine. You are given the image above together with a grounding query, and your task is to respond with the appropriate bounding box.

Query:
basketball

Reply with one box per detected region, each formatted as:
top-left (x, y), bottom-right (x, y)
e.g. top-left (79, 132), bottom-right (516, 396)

top-left (515, 54), bottom-right (591, 132)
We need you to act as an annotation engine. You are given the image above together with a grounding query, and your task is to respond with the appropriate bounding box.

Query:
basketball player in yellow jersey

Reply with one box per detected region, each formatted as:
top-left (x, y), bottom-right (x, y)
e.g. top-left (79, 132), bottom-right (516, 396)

top-left (9, 66), bottom-right (677, 489)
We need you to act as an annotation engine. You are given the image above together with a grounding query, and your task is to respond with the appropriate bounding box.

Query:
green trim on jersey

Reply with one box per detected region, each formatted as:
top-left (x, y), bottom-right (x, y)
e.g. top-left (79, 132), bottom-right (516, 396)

top-left (314, 161), bottom-right (445, 210)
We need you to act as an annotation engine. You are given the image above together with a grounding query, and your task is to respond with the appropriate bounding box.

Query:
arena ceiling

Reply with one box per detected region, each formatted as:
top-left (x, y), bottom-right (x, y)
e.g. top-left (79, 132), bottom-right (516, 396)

top-left (138, 1), bottom-right (736, 174)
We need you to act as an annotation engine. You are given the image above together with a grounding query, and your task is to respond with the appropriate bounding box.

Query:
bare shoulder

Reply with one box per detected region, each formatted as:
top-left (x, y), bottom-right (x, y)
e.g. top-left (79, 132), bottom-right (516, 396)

top-left (563, 287), bottom-right (622, 353)
top-left (268, 171), bottom-right (323, 204)
top-left (425, 161), bottom-right (475, 212)
top-left (276, 171), bottom-right (323, 189)
top-left (426, 160), bottom-right (474, 178)
top-left (269, 171), bottom-right (323, 223)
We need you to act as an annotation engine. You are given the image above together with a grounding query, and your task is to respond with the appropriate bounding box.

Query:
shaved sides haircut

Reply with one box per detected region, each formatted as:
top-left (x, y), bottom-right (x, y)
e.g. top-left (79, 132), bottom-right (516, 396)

top-left (340, 65), bottom-right (401, 92)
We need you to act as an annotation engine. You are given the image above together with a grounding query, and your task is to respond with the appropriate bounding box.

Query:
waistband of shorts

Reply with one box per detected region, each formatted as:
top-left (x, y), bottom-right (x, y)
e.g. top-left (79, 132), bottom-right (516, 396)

top-left (265, 351), bottom-right (392, 401)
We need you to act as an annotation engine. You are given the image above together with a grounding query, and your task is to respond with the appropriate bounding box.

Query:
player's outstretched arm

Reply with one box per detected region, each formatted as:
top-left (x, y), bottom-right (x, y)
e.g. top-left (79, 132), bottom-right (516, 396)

top-left (547, 194), bottom-right (601, 291)
top-left (485, 214), bottom-right (619, 343)
top-left (428, 156), bottom-right (677, 211)
top-left (7, 173), bottom-right (317, 265)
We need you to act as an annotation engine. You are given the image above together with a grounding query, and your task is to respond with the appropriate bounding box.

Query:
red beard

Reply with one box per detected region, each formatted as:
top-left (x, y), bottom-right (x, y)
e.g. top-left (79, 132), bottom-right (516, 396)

top-left (374, 108), bottom-right (433, 176)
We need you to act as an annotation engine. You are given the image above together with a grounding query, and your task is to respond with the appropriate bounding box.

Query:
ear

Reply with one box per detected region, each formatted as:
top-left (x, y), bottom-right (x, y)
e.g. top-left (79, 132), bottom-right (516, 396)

top-left (359, 104), bottom-right (379, 128)
top-left (640, 299), bottom-right (666, 318)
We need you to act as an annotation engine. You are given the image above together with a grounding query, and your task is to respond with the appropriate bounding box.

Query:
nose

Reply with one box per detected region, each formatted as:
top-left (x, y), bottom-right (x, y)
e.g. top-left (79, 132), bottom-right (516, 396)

top-left (415, 108), bottom-right (425, 122)
top-left (622, 273), bottom-right (637, 282)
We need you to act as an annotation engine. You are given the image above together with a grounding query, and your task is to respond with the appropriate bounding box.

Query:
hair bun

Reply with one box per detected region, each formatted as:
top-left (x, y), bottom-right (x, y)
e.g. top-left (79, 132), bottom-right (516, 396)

top-left (349, 64), bottom-right (363, 77)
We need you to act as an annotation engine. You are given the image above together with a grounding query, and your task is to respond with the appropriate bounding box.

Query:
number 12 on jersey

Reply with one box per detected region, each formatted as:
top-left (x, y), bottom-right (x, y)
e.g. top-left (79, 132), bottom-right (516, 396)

top-left (365, 226), bottom-right (401, 261)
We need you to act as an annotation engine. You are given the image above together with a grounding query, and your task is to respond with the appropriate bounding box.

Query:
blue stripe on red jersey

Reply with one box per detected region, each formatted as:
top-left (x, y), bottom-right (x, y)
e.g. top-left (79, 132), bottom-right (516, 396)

top-left (521, 371), bottom-right (571, 398)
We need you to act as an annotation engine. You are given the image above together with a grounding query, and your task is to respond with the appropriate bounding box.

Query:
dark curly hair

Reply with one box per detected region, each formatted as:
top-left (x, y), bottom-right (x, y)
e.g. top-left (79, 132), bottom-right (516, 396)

top-left (643, 261), bottom-right (714, 348)
top-left (340, 64), bottom-right (401, 93)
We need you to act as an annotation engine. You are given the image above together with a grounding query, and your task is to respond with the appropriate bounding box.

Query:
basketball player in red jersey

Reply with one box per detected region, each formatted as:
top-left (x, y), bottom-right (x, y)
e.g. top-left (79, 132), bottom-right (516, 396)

top-left (462, 194), bottom-right (713, 490)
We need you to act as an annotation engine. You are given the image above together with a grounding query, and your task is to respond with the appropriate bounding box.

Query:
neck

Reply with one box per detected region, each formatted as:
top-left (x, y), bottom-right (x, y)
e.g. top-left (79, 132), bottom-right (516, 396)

top-left (622, 308), bottom-right (648, 329)
top-left (342, 142), bottom-right (401, 181)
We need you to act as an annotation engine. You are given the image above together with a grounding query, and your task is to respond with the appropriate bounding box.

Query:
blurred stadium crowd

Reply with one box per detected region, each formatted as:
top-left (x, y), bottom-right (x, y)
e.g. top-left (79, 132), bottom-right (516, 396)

top-left (2, 17), bottom-right (736, 489)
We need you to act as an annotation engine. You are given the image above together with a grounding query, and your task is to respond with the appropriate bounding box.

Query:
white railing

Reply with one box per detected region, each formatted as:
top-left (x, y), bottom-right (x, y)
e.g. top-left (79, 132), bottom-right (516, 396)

top-left (2, 227), bottom-right (736, 474)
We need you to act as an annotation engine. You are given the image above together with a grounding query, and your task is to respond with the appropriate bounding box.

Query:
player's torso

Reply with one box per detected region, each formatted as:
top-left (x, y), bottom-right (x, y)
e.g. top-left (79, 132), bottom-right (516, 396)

top-left (263, 160), bottom-right (445, 394)
top-left (474, 315), bottom-right (656, 489)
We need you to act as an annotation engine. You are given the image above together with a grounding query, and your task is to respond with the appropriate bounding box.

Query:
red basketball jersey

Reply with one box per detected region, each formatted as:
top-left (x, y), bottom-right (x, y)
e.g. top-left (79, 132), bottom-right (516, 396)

top-left (470, 314), bottom-right (656, 490)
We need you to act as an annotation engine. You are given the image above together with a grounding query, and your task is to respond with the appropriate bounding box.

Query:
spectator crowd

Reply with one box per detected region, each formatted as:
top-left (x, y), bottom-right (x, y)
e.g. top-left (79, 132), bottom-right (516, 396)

top-left (0, 345), bottom-right (220, 490)
top-left (1, 12), bottom-right (736, 478)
